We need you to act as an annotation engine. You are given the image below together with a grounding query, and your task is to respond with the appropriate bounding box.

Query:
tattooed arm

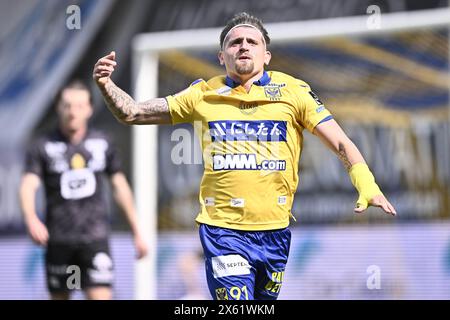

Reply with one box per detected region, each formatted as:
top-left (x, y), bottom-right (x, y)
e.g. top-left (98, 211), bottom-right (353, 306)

top-left (93, 51), bottom-right (171, 125)
top-left (100, 80), bottom-right (171, 125)
top-left (313, 119), bottom-right (396, 215)
top-left (313, 119), bottom-right (364, 170)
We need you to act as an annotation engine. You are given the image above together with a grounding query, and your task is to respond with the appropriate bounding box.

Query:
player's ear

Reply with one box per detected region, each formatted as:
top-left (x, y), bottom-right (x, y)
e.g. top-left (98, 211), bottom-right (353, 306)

top-left (264, 50), bottom-right (272, 66)
top-left (218, 51), bottom-right (225, 66)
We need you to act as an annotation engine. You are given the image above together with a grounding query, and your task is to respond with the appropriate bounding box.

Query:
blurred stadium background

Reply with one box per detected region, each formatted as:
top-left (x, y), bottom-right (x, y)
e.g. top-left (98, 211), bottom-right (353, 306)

top-left (0, 0), bottom-right (449, 299)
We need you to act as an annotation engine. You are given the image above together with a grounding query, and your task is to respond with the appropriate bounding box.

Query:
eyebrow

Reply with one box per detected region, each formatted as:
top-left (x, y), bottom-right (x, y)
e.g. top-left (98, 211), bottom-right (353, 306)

top-left (226, 35), bottom-right (261, 46)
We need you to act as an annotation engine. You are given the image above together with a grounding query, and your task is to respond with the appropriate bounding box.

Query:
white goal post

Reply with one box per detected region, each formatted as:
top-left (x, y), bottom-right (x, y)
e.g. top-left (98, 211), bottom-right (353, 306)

top-left (131, 7), bottom-right (450, 300)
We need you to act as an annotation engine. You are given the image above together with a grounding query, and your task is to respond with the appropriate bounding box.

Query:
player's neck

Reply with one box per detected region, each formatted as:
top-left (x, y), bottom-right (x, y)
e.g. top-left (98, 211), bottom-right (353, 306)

top-left (60, 125), bottom-right (87, 145)
top-left (229, 70), bottom-right (265, 92)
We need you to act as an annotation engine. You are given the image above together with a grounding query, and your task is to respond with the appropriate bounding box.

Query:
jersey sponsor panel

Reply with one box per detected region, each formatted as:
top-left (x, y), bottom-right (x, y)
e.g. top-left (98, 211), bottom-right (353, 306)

top-left (212, 153), bottom-right (286, 171)
top-left (60, 168), bottom-right (96, 200)
top-left (208, 120), bottom-right (287, 142)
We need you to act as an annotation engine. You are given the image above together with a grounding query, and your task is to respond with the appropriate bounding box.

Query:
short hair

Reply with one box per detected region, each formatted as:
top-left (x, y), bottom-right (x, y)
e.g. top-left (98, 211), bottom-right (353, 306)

top-left (220, 12), bottom-right (270, 48)
top-left (57, 79), bottom-right (92, 105)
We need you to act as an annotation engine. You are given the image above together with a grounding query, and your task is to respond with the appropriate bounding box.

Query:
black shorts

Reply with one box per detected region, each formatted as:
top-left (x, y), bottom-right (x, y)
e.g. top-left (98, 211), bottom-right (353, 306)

top-left (45, 241), bottom-right (114, 293)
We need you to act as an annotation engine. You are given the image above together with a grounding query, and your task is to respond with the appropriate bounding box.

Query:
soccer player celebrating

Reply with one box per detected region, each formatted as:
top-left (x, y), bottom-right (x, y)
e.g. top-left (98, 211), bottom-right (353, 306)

top-left (93, 12), bottom-right (396, 300)
top-left (20, 80), bottom-right (148, 300)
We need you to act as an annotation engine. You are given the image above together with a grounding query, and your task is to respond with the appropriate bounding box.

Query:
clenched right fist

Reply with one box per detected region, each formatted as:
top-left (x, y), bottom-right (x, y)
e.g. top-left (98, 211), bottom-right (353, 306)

top-left (93, 51), bottom-right (117, 87)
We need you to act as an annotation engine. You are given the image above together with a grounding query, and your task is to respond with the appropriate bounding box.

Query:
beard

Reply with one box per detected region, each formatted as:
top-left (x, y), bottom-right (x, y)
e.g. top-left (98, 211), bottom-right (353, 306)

top-left (235, 60), bottom-right (254, 75)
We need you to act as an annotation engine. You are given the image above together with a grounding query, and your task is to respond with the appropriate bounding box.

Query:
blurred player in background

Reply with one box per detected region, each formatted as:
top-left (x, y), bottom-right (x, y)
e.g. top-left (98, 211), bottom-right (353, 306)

top-left (19, 80), bottom-right (148, 300)
top-left (93, 12), bottom-right (396, 300)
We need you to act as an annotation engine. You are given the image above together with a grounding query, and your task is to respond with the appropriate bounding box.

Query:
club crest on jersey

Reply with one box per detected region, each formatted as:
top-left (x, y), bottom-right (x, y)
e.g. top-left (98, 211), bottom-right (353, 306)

top-left (208, 120), bottom-right (287, 142)
top-left (216, 288), bottom-right (229, 300)
top-left (264, 86), bottom-right (282, 101)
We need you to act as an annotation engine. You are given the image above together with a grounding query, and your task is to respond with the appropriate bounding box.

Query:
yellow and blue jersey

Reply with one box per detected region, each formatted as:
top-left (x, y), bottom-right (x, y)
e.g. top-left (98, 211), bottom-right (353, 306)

top-left (166, 70), bottom-right (332, 231)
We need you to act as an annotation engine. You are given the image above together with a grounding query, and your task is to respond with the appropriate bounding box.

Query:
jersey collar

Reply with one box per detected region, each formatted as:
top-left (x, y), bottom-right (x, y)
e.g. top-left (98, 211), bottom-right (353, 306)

top-left (225, 71), bottom-right (271, 88)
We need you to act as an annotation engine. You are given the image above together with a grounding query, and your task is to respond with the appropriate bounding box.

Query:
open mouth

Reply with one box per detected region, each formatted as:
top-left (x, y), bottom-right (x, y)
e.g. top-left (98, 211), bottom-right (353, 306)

top-left (238, 56), bottom-right (251, 61)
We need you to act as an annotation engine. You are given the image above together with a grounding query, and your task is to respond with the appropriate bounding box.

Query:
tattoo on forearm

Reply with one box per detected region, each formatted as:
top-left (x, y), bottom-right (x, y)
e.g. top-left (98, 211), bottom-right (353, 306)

top-left (138, 99), bottom-right (169, 122)
top-left (338, 143), bottom-right (352, 171)
top-left (100, 81), bottom-right (169, 124)
top-left (101, 81), bottom-right (137, 121)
